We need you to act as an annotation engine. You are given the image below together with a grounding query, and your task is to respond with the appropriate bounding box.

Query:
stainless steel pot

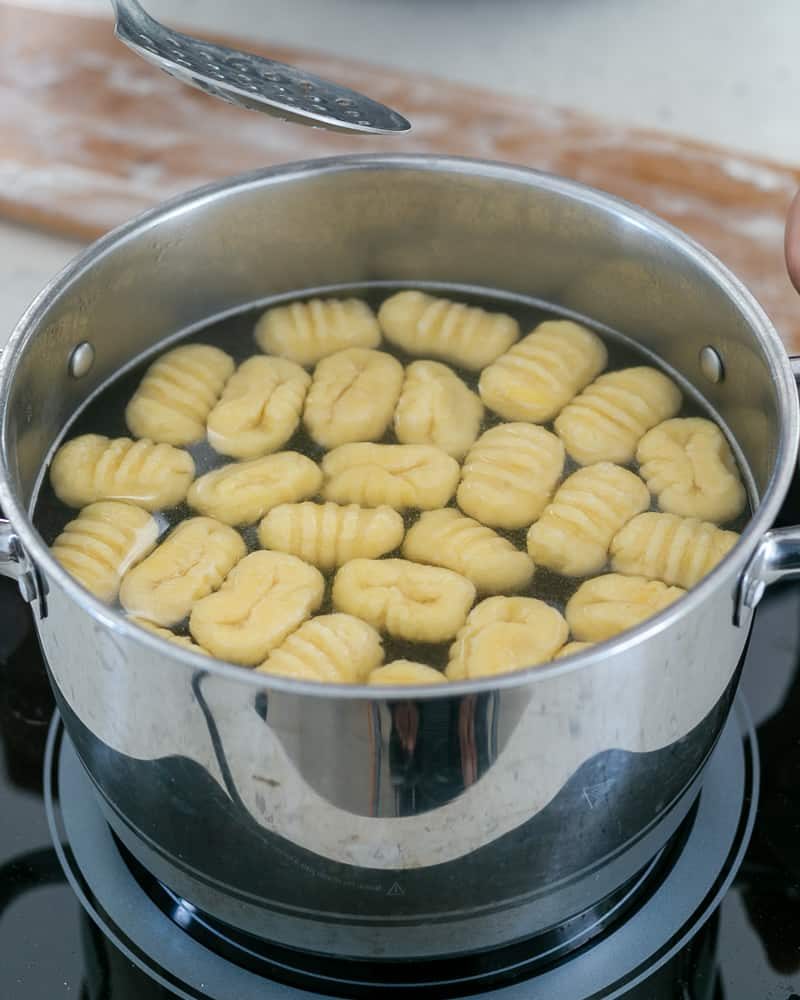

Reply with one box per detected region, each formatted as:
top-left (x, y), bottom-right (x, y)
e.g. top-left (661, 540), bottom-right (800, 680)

top-left (2, 155), bottom-right (800, 961)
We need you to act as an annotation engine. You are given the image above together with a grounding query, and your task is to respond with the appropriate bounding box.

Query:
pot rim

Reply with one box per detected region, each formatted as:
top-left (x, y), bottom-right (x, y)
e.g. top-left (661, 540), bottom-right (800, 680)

top-left (1, 153), bottom-right (796, 699)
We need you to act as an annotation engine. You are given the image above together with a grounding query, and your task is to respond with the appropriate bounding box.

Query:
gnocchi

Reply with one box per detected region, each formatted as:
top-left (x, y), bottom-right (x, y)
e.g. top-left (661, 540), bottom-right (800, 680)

top-left (457, 423), bottom-right (565, 530)
top-left (393, 360), bottom-right (484, 459)
top-left (610, 511), bottom-right (739, 589)
top-left (479, 320), bottom-right (607, 423)
top-left (125, 344), bottom-right (234, 445)
top-left (526, 463), bottom-right (650, 577)
top-left (255, 298), bottom-right (381, 366)
top-left (303, 348), bottom-right (404, 448)
top-left (322, 443), bottom-right (460, 511)
top-left (51, 501), bottom-right (158, 603)
top-left (636, 417), bottom-right (746, 524)
top-left (446, 596), bottom-right (569, 680)
top-left (131, 617), bottom-right (209, 655)
top-left (554, 641), bottom-right (593, 660)
top-left (378, 290), bottom-right (518, 371)
top-left (119, 517), bottom-right (246, 626)
top-left (554, 366), bottom-right (682, 465)
top-left (206, 356), bottom-right (310, 460)
top-left (258, 613), bottom-right (383, 683)
top-left (189, 551), bottom-right (324, 666)
top-left (368, 661), bottom-right (447, 685)
top-left (403, 508), bottom-right (534, 594)
top-left (258, 501), bottom-right (404, 571)
top-left (187, 452), bottom-right (322, 526)
top-left (566, 573), bottom-right (685, 642)
top-left (49, 434), bottom-right (194, 511)
top-left (332, 558), bottom-right (476, 643)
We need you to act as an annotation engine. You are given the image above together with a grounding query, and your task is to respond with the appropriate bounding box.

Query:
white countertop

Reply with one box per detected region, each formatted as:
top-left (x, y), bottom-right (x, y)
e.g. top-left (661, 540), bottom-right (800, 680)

top-left (2, 0), bottom-right (799, 344)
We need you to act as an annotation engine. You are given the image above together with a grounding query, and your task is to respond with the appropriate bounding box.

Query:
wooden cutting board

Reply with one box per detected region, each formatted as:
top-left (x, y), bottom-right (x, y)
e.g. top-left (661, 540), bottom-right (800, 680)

top-left (2, 2), bottom-right (799, 349)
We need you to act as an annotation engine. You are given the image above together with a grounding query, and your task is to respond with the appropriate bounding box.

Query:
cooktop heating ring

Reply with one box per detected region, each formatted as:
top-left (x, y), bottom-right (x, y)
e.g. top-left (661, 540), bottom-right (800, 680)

top-left (45, 700), bottom-right (758, 999)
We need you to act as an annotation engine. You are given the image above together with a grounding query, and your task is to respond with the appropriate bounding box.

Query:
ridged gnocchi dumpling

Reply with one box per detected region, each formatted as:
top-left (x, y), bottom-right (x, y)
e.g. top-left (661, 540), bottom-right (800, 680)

top-left (479, 320), bottom-right (607, 423)
top-left (258, 501), bottom-right (404, 571)
top-left (49, 434), bottom-right (194, 511)
top-left (368, 661), bottom-right (446, 685)
top-left (258, 614), bottom-right (383, 684)
top-left (393, 360), bottom-right (484, 459)
top-left (446, 596), bottom-right (568, 680)
top-left (322, 443), bottom-right (459, 511)
top-left (119, 517), bottom-right (246, 626)
top-left (457, 424), bottom-right (565, 530)
top-left (333, 558), bottom-right (476, 643)
top-left (554, 366), bottom-right (682, 465)
top-left (610, 511), bottom-right (739, 589)
top-left (566, 573), bottom-right (685, 642)
top-left (187, 452), bottom-right (322, 526)
top-left (125, 344), bottom-right (234, 445)
top-left (378, 290), bottom-right (518, 371)
top-left (526, 463), bottom-right (650, 577)
top-left (303, 348), bottom-right (403, 448)
top-left (206, 356), bottom-right (310, 460)
top-left (255, 298), bottom-right (381, 366)
top-left (130, 617), bottom-right (209, 655)
top-left (403, 509), bottom-right (534, 594)
top-left (636, 417), bottom-right (746, 524)
top-left (189, 551), bottom-right (324, 666)
top-left (51, 501), bottom-right (158, 603)
top-left (554, 641), bottom-right (593, 660)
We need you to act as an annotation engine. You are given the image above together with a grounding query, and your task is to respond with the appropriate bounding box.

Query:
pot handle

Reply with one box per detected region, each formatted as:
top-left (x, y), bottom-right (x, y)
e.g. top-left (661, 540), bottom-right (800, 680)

top-left (0, 518), bottom-right (44, 607)
top-left (736, 355), bottom-right (800, 624)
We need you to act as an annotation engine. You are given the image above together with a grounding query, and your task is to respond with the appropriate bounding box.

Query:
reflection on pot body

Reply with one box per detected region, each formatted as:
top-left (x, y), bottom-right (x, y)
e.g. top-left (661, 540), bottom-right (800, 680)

top-left (40, 531), bottom-right (741, 956)
top-left (2, 156), bottom-right (800, 959)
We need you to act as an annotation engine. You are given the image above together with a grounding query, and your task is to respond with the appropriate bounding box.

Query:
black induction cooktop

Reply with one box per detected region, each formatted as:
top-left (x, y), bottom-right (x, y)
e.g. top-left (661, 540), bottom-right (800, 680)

top-left (2, 567), bottom-right (800, 999)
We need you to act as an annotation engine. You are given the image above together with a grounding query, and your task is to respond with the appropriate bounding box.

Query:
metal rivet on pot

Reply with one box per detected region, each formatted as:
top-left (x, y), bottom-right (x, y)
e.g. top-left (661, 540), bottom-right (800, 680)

top-left (69, 342), bottom-right (95, 378)
top-left (699, 346), bottom-right (724, 384)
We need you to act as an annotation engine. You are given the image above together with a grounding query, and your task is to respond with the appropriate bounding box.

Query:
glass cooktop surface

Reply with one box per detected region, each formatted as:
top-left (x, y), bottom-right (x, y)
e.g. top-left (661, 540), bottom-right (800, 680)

top-left (2, 566), bottom-right (800, 998)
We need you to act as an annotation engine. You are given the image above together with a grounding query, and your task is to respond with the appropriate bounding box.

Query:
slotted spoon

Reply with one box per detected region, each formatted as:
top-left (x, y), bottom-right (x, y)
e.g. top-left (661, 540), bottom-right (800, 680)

top-left (111, 0), bottom-right (411, 134)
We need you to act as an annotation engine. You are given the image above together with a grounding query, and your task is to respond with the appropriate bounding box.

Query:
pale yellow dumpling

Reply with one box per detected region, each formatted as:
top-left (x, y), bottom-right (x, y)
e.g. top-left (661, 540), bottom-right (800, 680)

top-left (368, 661), bottom-right (447, 686)
top-left (206, 356), bottom-right (310, 460)
top-left (566, 573), bottom-right (685, 642)
top-left (393, 360), bottom-right (484, 459)
top-left (187, 452), bottom-right (322, 526)
top-left (258, 614), bottom-right (383, 684)
top-left (49, 434), bottom-right (194, 511)
top-left (51, 501), bottom-right (158, 603)
top-left (526, 463), bottom-right (650, 577)
top-left (610, 511), bottom-right (739, 589)
top-left (125, 344), bottom-right (234, 445)
top-left (130, 617), bottom-right (209, 655)
top-left (303, 348), bottom-right (404, 448)
top-left (554, 641), bottom-right (593, 660)
top-left (333, 559), bottom-right (476, 643)
top-left (457, 424), bottom-right (564, 530)
top-left (378, 291), bottom-right (518, 371)
top-left (446, 596), bottom-right (569, 680)
top-left (636, 418), bottom-right (746, 524)
top-left (554, 366), bottom-right (682, 465)
top-left (255, 298), bottom-right (380, 366)
top-left (119, 517), bottom-right (246, 626)
top-left (403, 509), bottom-right (534, 595)
top-left (189, 551), bottom-right (324, 666)
top-left (479, 320), bottom-right (607, 423)
top-left (322, 443), bottom-right (460, 511)
top-left (258, 502), bottom-right (404, 571)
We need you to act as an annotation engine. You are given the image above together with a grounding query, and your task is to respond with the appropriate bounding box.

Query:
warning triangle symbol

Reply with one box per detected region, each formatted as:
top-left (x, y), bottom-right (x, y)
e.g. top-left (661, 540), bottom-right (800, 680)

top-left (387, 882), bottom-right (404, 896)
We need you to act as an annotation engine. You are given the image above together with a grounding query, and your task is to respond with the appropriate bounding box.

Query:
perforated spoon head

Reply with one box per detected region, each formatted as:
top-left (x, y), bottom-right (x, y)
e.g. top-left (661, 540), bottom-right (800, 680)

top-left (112, 0), bottom-right (411, 135)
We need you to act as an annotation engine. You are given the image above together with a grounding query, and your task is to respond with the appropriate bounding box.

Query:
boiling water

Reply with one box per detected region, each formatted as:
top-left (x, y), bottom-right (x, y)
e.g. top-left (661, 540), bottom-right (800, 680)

top-left (33, 286), bottom-right (751, 670)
